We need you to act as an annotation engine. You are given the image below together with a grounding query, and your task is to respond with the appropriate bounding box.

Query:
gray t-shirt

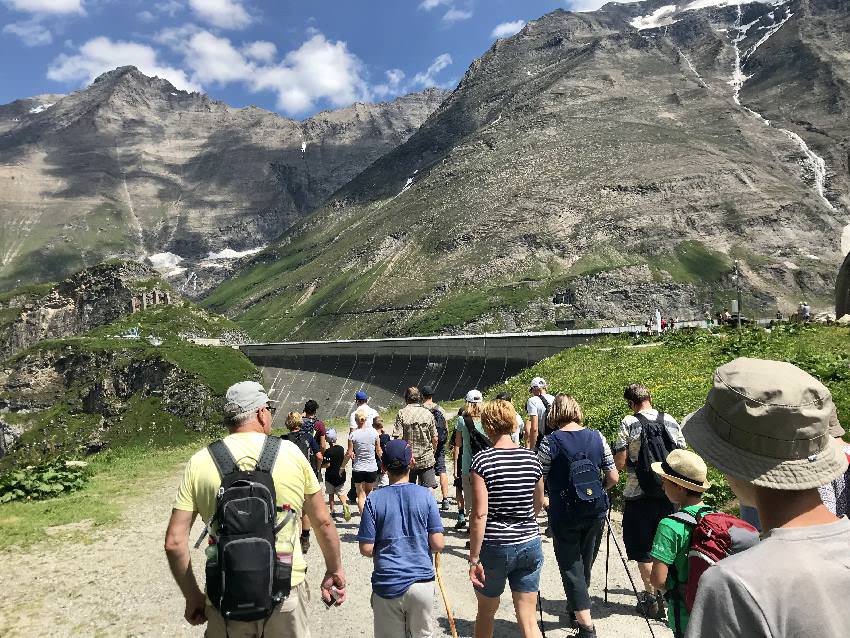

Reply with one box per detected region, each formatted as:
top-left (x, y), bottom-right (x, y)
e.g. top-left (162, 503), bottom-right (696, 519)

top-left (686, 517), bottom-right (850, 638)
top-left (350, 427), bottom-right (378, 472)
top-left (526, 393), bottom-right (555, 434)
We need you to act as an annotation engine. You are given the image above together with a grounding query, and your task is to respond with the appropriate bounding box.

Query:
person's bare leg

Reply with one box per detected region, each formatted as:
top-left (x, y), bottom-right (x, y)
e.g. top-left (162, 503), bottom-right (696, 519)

top-left (637, 561), bottom-right (654, 594)
top-left (474, 591), bottom-right (500, 638)
top-left (439, 472), bottom-right (449, 501)
top-left (511, 591), bottom-right (543, 638)
top-left (357, 482), bottom-right (366, 514)
top-left (575, 609), bottom-right (593, 628)
top-left (328, 492), bottom-right (335, 515)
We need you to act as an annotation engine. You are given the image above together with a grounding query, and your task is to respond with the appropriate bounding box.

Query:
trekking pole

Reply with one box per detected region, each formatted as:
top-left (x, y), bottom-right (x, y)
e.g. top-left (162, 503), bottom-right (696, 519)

top-left (605, 504), bottom-right (612, 604)
top-left (537, 590), bottom-right (546, 638)
top-left (435, 553), bottom-right (459, 638)
top-left (605, 511), bottom-right (657, 638)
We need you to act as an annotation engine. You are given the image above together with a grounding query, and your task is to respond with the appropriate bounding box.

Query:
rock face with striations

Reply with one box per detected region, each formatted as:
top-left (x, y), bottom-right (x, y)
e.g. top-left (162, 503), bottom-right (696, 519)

top-left (0, 66), bottom-right (447, 291)
top-left (205, 0), bottom-right (850, 340)
top-left (0, 261), bottom-right (175, 359)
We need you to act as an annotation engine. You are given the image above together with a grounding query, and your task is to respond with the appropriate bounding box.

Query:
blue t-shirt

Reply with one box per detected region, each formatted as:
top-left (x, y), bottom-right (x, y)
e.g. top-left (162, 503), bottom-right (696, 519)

top-left (357, 481), bottom-right (443, 599)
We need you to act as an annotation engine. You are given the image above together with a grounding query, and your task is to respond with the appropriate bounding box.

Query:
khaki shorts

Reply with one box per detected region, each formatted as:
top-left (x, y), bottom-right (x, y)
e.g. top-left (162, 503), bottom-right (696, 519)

top-left (205, 579), bottom-right (311, 638)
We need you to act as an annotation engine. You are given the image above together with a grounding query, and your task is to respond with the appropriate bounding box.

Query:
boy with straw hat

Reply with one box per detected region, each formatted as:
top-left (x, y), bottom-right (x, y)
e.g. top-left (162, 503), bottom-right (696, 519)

top-left (682, 358), bottom-right (850, 638)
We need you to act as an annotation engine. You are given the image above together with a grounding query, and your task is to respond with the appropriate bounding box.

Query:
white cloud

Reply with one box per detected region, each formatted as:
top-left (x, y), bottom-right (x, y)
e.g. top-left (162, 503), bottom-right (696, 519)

top-left (155, 0), bottom-right (183, 17)
top-left (442, 7), bottom-right (472, 23)
top-left (137, 10), bottom-right (155, 23)
top-left (373, 68), bottom-right (406, 99)
top-left (491, 19), bottom-right (526, 38)
top-left (242, 40), bottom-right (277, 63)
top-left (412, 53), bottom-right (452, 88)
top-left (2, 0), bottom-right (83, 13)
top-left (253, 33), bottom-right (368, 114)
top-left (154, 23), bottom-right (204, 48)
top-left (3, 19), bottom-right (52, 45)
top-left (419, 0), bottom-right (450, 9)
top-left (47, 36), bottom-right (200, 92)
top-left (188, 0), bottom-right (252, 29)
top-left (184, 30), bottom-right (252, 84)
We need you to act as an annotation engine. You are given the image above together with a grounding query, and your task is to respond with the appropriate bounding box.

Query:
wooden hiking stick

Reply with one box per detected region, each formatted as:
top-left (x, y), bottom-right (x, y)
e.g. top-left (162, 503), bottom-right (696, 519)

top-left (435, 553), bottom-right (458, 638)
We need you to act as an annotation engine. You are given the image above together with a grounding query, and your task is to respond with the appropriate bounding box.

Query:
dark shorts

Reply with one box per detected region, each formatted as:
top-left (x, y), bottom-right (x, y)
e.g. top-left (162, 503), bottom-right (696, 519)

top-left (410, 465), bottom-right (438, 489)
top-left (622, 497), bottom-right (674, 562)
top-left (435, 442), bottom-right (447, 474)
top-left (352, 470), bottom-right (378, 485)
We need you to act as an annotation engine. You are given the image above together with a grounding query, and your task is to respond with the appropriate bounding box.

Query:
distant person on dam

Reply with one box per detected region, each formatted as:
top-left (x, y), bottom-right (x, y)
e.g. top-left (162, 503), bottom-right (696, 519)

top-left (613, 383), bottom-right (685, 620)
top-left (349, 389), bottom-right (378, 432)
top-left (683, 359), bottom-right (850, 638)
top-left (164, 381), bottom-right (345, 637)
top-left (394, 386), bottom-right (439, 490)
top-left (422, 384), bottom-right (452, 510)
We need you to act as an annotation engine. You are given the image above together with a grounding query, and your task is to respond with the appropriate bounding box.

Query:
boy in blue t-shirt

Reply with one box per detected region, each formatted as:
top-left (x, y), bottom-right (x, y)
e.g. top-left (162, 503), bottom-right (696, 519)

top-left (357, 440), bottom-right (445, 638)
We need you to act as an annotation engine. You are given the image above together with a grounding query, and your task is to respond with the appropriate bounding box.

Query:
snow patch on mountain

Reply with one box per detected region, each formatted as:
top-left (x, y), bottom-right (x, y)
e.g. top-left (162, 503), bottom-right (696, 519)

top-left (630, 5), bottom-right (678, 30)
top-left (206, 247), bottom-right (264, 260)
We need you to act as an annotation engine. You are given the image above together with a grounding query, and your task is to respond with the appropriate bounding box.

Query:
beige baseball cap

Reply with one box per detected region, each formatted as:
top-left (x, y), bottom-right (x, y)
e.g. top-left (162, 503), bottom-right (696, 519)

top-left (683, 358), bottom-right (848, 490)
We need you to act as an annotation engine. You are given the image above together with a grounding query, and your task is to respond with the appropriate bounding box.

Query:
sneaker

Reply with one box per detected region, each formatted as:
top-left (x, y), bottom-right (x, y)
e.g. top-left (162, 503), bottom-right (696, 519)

top-left (576, 624), bottom-right (597, 638)
top-left (342, 500), bottom-right (352, 522)
top-left (440, 499), bottom-right (449, 512)
top-left (454, 517), bottom-right (468, 530)
top-left (654, 592), bottom-right (667, 621)
top-left (636, 591), bottom-right (655, 617)
top-left (300, 535), bottom-right (310, 555)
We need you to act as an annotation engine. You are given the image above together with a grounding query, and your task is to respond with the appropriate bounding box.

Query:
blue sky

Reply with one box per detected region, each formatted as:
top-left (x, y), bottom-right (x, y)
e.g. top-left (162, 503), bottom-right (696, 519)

top-left (0, 0), bottom-right (619, 118)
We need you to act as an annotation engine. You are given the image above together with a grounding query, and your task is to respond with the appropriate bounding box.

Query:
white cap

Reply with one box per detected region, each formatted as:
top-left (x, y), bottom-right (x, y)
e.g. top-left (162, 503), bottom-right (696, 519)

top-left (325, 428), bottom-right (338, 443)
top-left (224, 381), bottom-right (276, 416)
top-left (465, 389), bottom-right (483, 404)
top-left (530, 376), bottom-right (547, 390)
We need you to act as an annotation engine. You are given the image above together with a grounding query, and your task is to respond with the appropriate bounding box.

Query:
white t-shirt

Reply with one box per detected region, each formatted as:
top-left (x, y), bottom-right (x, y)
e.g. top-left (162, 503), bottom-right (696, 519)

top-left (349, 427), bottom-right (378, 472)
top-left (349, 403), bottom-right (379, 431)
top-left (512, 413), bottom-right (523, 444)
top-left (526, 393), bottom-right (555, 433)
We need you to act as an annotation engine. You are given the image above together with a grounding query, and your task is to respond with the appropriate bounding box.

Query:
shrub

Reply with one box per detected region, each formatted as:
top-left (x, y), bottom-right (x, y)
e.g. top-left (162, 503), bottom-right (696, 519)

top-left (0, 458), bottom-right (90, 503)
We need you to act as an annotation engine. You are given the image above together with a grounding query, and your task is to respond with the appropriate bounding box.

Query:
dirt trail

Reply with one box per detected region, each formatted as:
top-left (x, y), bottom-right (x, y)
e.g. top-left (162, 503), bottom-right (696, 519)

top-left (1, 464), bottom-right (672, 638)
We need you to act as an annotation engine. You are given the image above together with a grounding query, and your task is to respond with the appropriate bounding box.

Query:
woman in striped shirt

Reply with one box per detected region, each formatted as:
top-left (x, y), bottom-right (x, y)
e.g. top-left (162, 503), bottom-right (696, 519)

top-left (468, 399), bottom-right (545, 638)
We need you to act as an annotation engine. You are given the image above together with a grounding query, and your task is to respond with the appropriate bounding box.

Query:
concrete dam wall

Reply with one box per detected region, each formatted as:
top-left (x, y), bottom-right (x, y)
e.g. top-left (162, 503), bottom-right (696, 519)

top-left (240, 327), bottom-right (642, 420)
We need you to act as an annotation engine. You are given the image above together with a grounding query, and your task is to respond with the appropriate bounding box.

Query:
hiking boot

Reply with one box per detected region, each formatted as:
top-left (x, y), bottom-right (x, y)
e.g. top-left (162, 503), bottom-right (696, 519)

top-left (454, 516), bottom-right (468, 530)
top-left (440, 499), bottom-right (449, 512)
top-left (654, 592), bottom-right (667, 621)
top-left (636, 591), bottom-right (656, 617)
top-left (576, 624), bottom-right (597, 638)
top-left (300, 535), bottom-right (310, 555)
top-left (342, 500), bottom-right (352, 522)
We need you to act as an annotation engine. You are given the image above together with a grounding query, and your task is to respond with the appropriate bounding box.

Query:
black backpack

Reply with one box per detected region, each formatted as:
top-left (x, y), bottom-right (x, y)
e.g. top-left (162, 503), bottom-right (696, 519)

top-left (198, 437), bottom-right (295, 621)
top-left (630, 412), bottom-right (679, 499)
top-left (431, 407), bottom-right (448, 447)
top-left (284, 431), bottom-right (316, 469)
top-left (548, 430), bottom-right (608, 520)
top-left (465, 415), bottom-right (492, 456)
top-left (533, 394), bottom-right (553, 449)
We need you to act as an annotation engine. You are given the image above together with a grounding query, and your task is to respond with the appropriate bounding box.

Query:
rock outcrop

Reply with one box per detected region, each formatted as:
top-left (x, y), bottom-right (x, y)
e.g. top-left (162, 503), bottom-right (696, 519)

top-left (0, 261), bottom-right (176, 359)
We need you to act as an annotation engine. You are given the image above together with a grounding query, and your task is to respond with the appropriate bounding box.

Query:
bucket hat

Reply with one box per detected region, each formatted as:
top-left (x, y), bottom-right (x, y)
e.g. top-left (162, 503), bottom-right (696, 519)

top-left (683, 358), bottom-right (848, 490)
top-left (651, 449), bottom-right (711, 493)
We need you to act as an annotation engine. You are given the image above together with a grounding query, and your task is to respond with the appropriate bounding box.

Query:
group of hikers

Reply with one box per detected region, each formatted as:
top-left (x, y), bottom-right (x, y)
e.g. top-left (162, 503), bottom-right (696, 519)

top-left (164, 357), bottom-right (850, 638)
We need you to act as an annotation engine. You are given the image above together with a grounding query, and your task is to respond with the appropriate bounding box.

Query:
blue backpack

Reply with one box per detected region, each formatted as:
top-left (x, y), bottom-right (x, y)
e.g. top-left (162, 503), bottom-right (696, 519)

top-left (547, 429), bottom-right (608, 521)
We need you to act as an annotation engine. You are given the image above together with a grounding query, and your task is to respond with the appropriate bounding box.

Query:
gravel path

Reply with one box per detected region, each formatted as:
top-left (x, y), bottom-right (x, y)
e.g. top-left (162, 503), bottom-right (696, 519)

top-left (1, 459), bottom-right (672, 638)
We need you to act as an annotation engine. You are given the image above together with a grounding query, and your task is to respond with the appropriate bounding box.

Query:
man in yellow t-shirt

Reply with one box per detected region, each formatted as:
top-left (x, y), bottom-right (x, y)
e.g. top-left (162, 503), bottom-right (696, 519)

top-left (165, 381), bottom-right (346, 638)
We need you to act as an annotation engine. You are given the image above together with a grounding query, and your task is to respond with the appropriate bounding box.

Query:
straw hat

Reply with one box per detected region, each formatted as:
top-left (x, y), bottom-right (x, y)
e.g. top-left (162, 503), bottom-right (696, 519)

top-left (651, 449), bottom-right (711, 492)
top-left (683, 358), bottom-right (848, 490)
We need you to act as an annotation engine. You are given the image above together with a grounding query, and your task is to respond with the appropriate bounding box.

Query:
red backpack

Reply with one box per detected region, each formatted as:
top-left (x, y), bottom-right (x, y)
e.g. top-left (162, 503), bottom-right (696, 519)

top-left (667, 507), bottom-right (759, 634)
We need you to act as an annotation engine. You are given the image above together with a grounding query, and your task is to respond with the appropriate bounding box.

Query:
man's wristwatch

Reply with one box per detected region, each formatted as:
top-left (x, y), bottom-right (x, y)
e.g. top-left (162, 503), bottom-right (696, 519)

top-left (468, 558), bottom-right (481, 567)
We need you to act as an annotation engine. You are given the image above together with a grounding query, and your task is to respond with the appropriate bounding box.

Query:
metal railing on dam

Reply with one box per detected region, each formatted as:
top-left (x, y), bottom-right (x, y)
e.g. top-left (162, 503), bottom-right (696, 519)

top-left (239, 326), bottom-right (646, 420)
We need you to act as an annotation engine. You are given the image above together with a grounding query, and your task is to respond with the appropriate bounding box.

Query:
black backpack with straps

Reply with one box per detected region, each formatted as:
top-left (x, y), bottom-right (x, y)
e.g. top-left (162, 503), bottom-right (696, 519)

top-left (533, 394), bottom-right (553, 449)
top-left (199, 436), bottom-right (295, 622)
top-left (630, 412), bottom-right (679, 499)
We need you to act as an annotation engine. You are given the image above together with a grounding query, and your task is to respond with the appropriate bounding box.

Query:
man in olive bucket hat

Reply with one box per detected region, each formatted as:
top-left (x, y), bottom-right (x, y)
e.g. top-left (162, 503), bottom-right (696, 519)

top-left (682, 358), bottom-right (850, 638)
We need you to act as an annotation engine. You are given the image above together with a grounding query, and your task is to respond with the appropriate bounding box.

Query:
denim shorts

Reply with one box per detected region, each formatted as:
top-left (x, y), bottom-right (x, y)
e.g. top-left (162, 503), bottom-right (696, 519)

top-left (475, 536), bottom-right (543, 598)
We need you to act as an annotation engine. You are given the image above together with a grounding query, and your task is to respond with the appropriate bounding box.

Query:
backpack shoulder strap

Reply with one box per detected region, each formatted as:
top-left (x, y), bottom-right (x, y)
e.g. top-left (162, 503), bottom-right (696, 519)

top-left (655, 411), bottom-right (666, 425)
top-left (257, 435), bottom-right (282, 473)
top-left (208, 439), bottom-right (238, 478)
top-left (632, 412), bottom-right (650, 427)
top-left (539, 394), bottom-right (551, 410)
top-left (667, 510), bottom-right (698, 526)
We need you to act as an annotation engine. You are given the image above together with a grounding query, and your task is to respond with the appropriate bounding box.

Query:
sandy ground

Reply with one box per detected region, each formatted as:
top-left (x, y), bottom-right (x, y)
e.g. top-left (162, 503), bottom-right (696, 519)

top-left (1, 458), bottom-right (672, 638)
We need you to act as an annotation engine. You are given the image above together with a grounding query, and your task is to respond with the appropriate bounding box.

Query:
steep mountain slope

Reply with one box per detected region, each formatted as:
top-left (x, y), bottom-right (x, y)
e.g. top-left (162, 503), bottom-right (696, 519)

top-left (0, 67), bottom-right (446, 292)
top-left (205, 0), bottom-right (849, 340)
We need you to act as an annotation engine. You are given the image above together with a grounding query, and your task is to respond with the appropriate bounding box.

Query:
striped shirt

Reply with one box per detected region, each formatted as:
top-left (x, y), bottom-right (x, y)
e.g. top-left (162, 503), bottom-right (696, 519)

top-left (470, 447), bottom-right (542, 545)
